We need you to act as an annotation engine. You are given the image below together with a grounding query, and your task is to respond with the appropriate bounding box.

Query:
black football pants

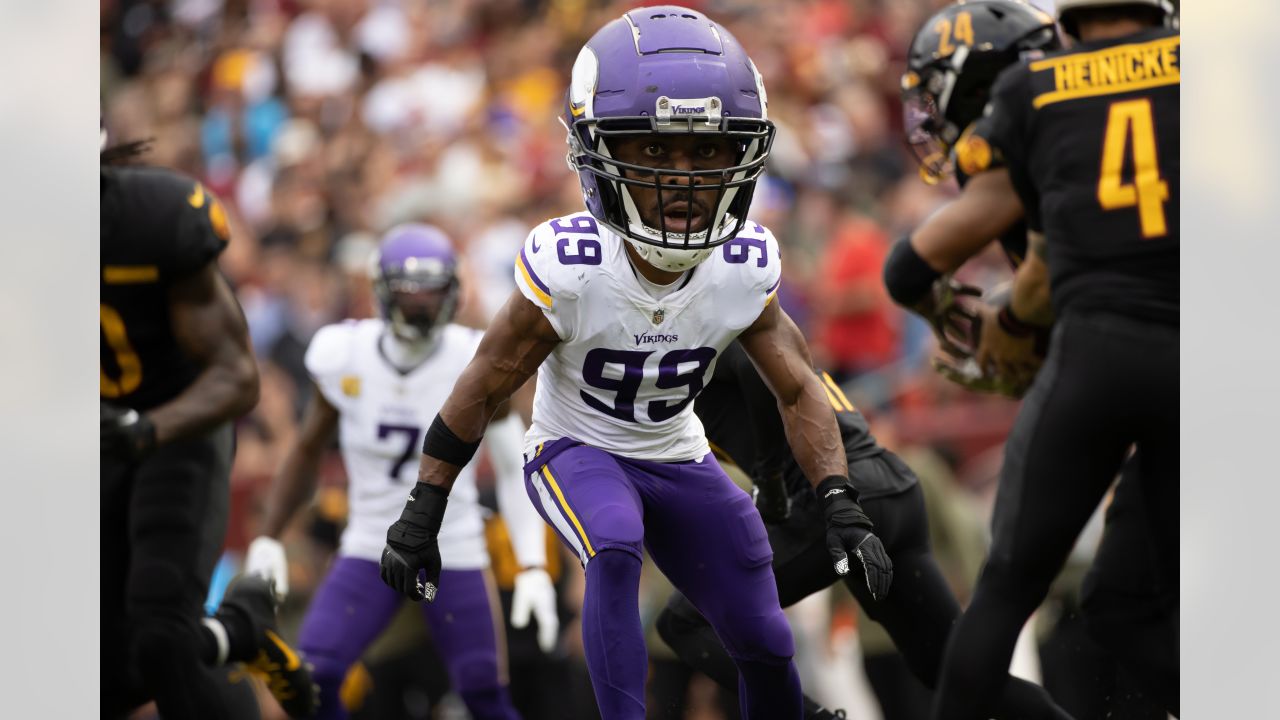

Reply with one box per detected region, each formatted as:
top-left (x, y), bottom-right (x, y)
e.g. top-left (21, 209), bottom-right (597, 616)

top-left (931, 311), bottom-right (1179, 720)
top-left (657, 454), bottom-right (1069, 720)
top-left (101, 423), bottom-right (233, 720)
top-left (1079, 453), bottom-right (1180, 714)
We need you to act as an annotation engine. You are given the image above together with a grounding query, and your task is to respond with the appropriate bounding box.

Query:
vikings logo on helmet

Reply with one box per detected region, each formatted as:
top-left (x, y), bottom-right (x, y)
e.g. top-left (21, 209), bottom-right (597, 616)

top-left (562, 6), bottom-right (776, 272)
top-left (371, 224), bottom-right (460, 345)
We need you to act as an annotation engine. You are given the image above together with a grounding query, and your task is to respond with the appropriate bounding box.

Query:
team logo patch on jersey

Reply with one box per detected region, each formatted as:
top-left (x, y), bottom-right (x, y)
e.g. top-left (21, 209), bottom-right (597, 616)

top-left (651, 308), bottom-right (665, 325)
top-left (341, 375), bottom-right (361, 397)
top-left (955, 128), bottom-right (992, 177)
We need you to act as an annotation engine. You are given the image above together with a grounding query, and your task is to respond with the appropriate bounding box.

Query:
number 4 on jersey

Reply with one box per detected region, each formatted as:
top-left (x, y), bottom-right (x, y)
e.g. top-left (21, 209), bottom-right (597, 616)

top-left (1097, 98), bottom-right (1170, 239)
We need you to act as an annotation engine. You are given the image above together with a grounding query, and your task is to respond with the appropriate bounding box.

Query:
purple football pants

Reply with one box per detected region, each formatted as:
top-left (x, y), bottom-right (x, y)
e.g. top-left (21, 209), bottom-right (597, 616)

top-left (524, 438), bottom-right (801, 720)
top-left (297, 557), bottom-right (519, 720)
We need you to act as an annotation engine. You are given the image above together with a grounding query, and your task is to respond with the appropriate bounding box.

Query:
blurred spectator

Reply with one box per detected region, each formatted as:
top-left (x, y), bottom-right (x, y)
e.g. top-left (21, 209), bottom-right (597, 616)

top-left (811, 207), bottom-right (901, 386)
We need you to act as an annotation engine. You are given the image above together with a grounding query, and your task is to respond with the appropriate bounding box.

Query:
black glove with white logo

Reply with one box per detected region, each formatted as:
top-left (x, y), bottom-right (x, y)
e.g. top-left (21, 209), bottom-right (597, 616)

top-left (380, 483), bottom-right (448, 602)
top-left (816, 476), bottom-right (893, 601)
top-left (101, 402), bottom-right (157, 462)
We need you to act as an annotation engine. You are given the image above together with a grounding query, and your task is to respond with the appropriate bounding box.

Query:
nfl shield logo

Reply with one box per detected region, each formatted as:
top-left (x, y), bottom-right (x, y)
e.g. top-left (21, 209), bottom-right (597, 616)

top-left (652, 308), bottom-right (665, 325)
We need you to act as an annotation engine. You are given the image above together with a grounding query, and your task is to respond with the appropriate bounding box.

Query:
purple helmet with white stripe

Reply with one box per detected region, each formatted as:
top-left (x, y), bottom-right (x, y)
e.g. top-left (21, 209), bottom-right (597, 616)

top-left (564, 5), bottom-right (775, 271)
top-left (372, 224), bottom-right (459, 343)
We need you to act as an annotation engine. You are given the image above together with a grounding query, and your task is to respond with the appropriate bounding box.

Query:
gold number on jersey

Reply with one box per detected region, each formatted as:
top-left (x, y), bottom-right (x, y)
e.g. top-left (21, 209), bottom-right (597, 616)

top-left (1097, 99), bottom-right (1169, 238)
top-left (101, 303), bottom-right (142, 397)
top-left (935, 11), bottom-right (974, 56)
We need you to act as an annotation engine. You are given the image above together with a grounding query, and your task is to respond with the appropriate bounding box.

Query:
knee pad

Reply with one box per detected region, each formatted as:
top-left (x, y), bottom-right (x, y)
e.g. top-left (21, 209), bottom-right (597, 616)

top-left (725, 608), bottom-right (795, 665)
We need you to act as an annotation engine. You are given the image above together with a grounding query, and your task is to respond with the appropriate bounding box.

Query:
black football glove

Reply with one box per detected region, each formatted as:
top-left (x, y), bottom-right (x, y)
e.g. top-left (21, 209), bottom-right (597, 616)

top-left (101, 402), bottom-right (157, 462)
top-left (816, 476), bottom-right (893, 601)
top-left (752, 473), bottom-right (792, 525)
top-left (380, 483), bottom-right (448, 602)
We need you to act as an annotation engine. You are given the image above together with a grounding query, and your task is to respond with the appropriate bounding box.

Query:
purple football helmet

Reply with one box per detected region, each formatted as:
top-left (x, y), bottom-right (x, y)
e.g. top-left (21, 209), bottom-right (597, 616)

top-left (563, 5), bottom-right (775, 271)
top-left (371, 224), bottom-right (459, 344)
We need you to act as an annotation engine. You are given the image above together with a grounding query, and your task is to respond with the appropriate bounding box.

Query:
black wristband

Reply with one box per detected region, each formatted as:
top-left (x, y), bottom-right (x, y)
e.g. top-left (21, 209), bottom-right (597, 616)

top-left (815, 475), bottom-right (859, 505)
top-left (421, 414), bottom-right (482, 468)
top-left (815, 475), bottom-right (873, 529)
top-left (997, 305), bottom-right (1035, 337)
top-left (883, 236), bottom-right (942, 308)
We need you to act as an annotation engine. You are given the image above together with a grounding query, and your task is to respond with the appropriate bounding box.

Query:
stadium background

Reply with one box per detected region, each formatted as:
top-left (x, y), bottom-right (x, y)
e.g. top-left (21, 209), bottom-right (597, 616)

top-left (100, 1), bottom-right (1107, 718)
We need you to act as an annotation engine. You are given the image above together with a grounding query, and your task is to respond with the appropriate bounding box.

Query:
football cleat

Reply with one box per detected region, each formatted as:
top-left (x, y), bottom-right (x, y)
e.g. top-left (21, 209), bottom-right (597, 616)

top-left (220, 576), bottom-right (320, 718)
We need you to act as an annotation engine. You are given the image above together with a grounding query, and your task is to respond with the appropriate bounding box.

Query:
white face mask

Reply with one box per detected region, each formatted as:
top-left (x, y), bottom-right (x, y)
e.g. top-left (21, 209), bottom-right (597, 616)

top-left (626, 238), bottom-right (713, 272)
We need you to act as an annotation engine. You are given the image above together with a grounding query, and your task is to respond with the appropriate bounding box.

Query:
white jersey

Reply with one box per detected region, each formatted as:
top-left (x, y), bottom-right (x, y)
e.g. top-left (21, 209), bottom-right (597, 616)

top-left (306, 319), bottom-right (489, 567)
top-left (514, 212), bottom-right (782, 461)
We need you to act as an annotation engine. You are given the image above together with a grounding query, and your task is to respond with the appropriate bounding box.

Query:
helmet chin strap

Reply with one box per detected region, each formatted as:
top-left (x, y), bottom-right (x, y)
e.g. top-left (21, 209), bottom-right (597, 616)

top-left (627, 238), bottom-right (712, 273)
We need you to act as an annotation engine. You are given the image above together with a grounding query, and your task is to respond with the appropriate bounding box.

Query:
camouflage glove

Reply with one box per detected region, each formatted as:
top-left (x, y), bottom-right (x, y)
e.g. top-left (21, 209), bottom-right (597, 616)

top-left (915, 275), bottom-right (983, 359)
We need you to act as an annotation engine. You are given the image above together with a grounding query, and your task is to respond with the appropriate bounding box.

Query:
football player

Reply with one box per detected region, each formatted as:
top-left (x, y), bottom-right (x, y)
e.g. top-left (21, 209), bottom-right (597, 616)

top-left (246, 224), bottom-right (558, 720)
top-left (376, 7), bottom-right (893, 719)
top-left (891, 3), bottom-right (1178, 714)
top-left (656, 341), bottom-right (1071, 720)
top-left (913, 2), bottom-right (1180, 718)
top-left (886, 0), bottom-right (1062, 395)
top-left (101, 141), bottom-right (317, 718)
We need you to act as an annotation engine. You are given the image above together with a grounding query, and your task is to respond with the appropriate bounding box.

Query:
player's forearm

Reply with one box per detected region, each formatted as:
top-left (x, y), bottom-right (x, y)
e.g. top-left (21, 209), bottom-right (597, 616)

top-left (421, 296), bottom-right (556, 493)
top-left (886, 170), bottom-right (1025, 311)
top-left (146, 354), bottom-right (259, 446)
top-left (260, 442), bottom-right (324, 538)
top-left (909, 202), bottom-right (1004, 275)
top-left (779, 379), bottom-right (848, 487)
top-left (420, 361), bottom-right (526, 491)
top-left (1011, 234), bottom-right (1054, 326)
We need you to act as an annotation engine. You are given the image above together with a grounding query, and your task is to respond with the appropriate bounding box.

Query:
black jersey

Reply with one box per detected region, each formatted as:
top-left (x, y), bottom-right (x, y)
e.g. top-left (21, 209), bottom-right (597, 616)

top-left (694, 342), bottom-right (911, 499)
top-left (964, 28), bottom-right (1179, 324)
top-left (100, 166), bottom-right (231, 410)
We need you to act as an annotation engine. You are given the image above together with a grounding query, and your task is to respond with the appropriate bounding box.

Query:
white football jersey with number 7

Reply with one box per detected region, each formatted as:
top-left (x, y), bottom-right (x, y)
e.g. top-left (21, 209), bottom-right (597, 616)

top-left (305, 319), bottom-right (487, 567)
